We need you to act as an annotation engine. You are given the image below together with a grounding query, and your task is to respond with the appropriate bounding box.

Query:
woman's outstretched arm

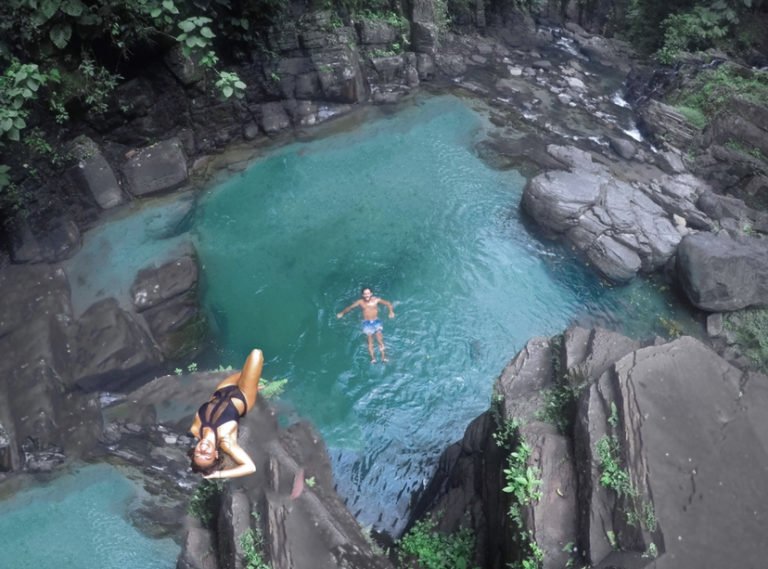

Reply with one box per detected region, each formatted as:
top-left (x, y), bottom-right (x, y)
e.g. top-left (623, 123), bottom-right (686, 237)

top-left (204, 438), bottom-right (256, 479)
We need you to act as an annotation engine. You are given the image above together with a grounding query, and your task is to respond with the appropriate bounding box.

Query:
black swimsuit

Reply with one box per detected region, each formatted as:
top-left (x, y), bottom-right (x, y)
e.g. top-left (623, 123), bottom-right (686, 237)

top-left (197, 385), bottom-right (248, 443)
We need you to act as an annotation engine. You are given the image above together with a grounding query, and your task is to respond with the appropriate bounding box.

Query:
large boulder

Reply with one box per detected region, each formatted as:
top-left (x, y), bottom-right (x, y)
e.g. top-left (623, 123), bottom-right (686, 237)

top-left (131, 246), bottom-right (206, 360)
top-left (67, 135), bottom-right (125, 209)
top-left (676, 232), bottom-right (768, 311)
top-left (411, 326), bottom-right (768, 569)
top-left (636, 100), bottom-right (700, 149)
top-left (71, 298), bottom-right (163, 391)
top-left (9, 213), bottom-right (81, 264)
top-left (122, 137), bottom-right (189, 196)
top-left (522, 145), bottom-right (684, 282)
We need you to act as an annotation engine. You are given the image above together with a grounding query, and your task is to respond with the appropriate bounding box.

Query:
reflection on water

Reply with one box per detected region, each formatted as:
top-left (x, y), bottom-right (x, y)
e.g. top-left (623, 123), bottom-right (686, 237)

top-left (0, 464), bottom-right (179, 569)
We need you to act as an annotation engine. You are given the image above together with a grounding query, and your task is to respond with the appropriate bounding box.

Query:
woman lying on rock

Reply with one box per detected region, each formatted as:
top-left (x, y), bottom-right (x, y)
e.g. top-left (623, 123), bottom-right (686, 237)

top-left (189, 349), bottom-right (263, 479)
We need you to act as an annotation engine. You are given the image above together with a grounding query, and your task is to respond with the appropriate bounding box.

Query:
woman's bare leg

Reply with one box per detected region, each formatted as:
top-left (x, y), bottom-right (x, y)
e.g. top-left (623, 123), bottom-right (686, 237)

top-left (236, 349), bottom-right (263, 410)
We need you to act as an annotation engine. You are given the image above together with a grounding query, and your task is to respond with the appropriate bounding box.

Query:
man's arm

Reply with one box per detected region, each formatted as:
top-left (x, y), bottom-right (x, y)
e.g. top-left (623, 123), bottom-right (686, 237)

top-left (337, 300), bottom-right (361, 318)
top-left (379, 298), bottom-right (395, 318)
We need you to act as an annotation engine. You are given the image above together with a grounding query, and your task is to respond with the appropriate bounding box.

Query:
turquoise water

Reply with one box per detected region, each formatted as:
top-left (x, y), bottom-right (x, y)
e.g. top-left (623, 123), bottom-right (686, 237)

top-left (0, 464), bottom-right (179, 569)
top-left (63, 194), bottom-right (194, 316)
top-left (192, 95), bottom-right (699, 530)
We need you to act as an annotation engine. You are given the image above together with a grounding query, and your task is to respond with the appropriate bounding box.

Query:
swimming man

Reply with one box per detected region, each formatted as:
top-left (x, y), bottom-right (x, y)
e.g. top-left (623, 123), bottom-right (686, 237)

top-left (337, 287), bottom-right (395, 363)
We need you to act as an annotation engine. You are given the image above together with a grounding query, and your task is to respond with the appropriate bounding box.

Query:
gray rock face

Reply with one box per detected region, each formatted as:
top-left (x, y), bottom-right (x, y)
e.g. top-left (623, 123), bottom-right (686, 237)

top-left (676, 232), bottom-right (768, 311)
top-left (0, 264), bottom-right (102, 471)
top-left (164, 44), bottom-right (205, 86)
top-left (637, 100), bottom-right (700, 148)
top-left (412, 326), bottom-right (768, 569)
top-left (68, 135), bottom-right (125, 209)
top-left (72, 298), bottom-right (162, 391)
top-left (131, 377), bottom-right (395, 569)
top-left (9, 215), bottom-right (81, 264)
top-left (357, 19), bottom-right (399, 45)
top-left (522, 145), bottom-right (684, 282)
top-left (131, 246), bottom-right (205, 360)
top-left (260, 102), bottom-right (292, 134)
top-left (697, 191), bottom-right (768, 235)
top-left (606, 337), bottom-right (767, 569)
top-left (123, 137), bottom-right (189, 196)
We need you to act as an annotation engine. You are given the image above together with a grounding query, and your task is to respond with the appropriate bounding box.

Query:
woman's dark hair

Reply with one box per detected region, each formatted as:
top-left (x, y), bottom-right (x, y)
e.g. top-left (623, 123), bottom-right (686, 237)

top-left (187, 447), bottom-right (224, 476)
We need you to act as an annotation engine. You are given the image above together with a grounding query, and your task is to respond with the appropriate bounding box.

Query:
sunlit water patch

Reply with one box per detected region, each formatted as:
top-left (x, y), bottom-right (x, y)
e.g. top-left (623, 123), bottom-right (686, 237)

top-left (0, 464), bottom-right (179, 569)
top-left (192, 94), bottom-right (699, 532)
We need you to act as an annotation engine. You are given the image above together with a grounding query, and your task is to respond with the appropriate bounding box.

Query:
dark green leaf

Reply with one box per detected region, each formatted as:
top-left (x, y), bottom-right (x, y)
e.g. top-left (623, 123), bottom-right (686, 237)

top-left (40, 0), bottom-right (60, 20)
top-left (61, 0), bottom-right (84, 16)
top-left (49, 22), bottom-right (72, 49)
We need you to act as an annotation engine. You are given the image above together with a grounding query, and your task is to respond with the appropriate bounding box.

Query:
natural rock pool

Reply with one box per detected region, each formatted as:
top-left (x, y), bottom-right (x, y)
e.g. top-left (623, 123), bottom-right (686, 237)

top-left (0, 464), bottom-right (179, 569)
top-left (3, 94), bottom-right (700, 560)
top-left (191, 94), bottom-right (698, 530)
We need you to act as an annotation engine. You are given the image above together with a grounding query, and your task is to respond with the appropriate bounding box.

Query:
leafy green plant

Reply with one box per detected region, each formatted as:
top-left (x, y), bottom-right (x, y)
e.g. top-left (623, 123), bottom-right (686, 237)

top-left (642, 542), bottom-right (658, 559)
top-left (502, 439), bottom-right (542, 527)
top-left (215, 70), bottom-right (247, 99)
top-left (241, 512), bottom-right (270, 569)
top-left (492, 418), bottom-right (521, 449)
top-left (596, 435), bottom-right (634, 497)
top-left (187, 362), bottom-right (198, 373)
top-left (260, 378), bottom-right (288, 399)
top-left (673, 105), bottom-right (707, 130)
top-left (536, 379), bottom-right (583, 435)
top-left (398, 518), bottom-right (479, 569)
top-left (176, 16), bottom-right (216, 55)
top-left (657, 5), bottom-right (731, 64)
top-left (674, 66), bottom-right (768, 129)
top-left (188, 479), bottom-right (224, 527)
top-left (305, 476), bottom-right (316, 488)
top-left (0, 61), bottom-right (53, 142)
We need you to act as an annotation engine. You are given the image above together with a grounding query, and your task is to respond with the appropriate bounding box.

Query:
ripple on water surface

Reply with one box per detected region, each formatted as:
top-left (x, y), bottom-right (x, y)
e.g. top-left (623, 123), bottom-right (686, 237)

top-left (0, 464), bottom-right (179, 569)
top-left (193, 95), bottom-right (699, 532)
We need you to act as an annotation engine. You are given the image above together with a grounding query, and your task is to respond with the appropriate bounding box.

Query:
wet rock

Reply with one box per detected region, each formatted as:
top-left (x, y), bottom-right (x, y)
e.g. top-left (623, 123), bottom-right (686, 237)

top-left (411, 22), bottom-right (439, 55)
top-left (123, 137), bottom-right (189, 196)
top-left (637, 100), bottom-right (700, 148)
top-left (676, 232), bottom-right (768, 311)
top-left (697, 191), bottom-right (768, 234)
top-left (67, 135), bottom-right (125, 209)
top-left (131, 245), bottom-right (199, 312)
top-left (357, 18), bottom-right (399, 45)
top-left (177, 521), bottom-right (218, 569)
top-left (607, 135), bottom-right (637, 160)
top-left (164, 44), bottom-right (205, 86)
top-left (522, 145), bottom-right (680, 282)
top-left (72, 298), bottom-right (162, 391)
top-left (9, 214), bottom-right (81, 264)
top-left (260, 102), bottom-right (292, 134)
top-left (311, 43), bottom-right (367, 104)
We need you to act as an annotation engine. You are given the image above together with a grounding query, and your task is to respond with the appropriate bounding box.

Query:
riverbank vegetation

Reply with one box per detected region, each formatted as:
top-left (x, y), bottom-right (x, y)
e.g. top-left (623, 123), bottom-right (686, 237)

top-left (1, 0), bottom-right (766, 220)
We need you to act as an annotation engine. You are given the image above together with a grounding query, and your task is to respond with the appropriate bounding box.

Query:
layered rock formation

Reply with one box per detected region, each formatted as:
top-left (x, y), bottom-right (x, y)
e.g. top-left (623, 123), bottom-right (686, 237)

top-left (102, 372), bottom-right (394, 569)
top-left (412, 327), bottom-right (768, 569)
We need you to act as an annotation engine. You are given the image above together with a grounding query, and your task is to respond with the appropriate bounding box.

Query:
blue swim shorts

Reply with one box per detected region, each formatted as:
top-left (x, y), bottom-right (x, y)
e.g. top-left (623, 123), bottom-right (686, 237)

top-left (362, 319), bottom-right (383, 335)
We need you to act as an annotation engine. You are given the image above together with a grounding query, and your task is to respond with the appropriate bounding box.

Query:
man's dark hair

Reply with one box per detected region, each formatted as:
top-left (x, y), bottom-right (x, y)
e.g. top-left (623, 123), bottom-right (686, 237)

top-left (361, 286), bottom-right (372, 295)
